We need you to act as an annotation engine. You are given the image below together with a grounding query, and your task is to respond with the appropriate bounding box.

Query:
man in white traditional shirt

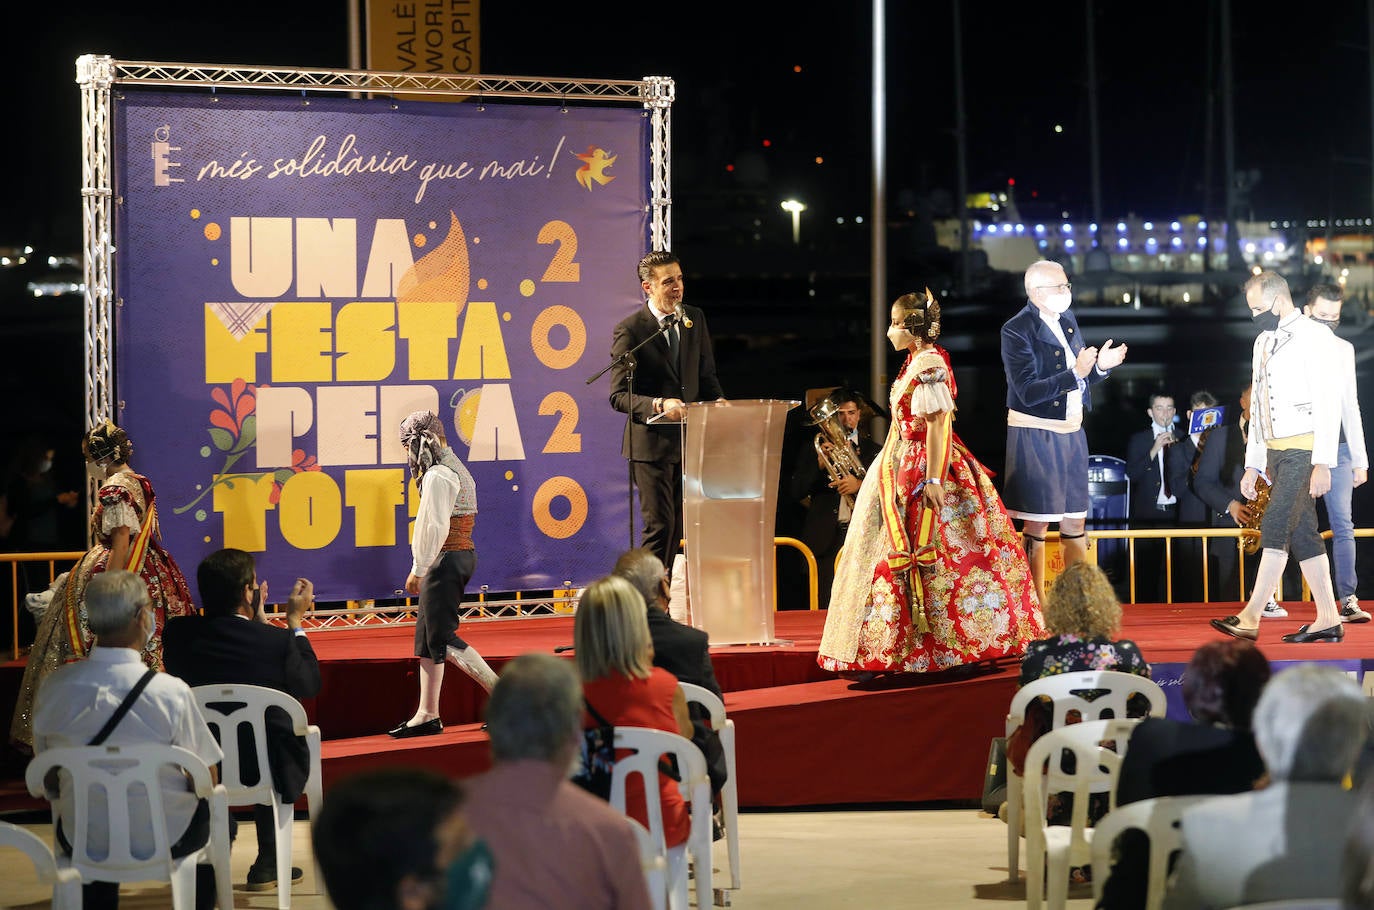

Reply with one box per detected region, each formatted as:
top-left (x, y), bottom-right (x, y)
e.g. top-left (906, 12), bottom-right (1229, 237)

top-left (388, 410), bottom-right (498, 738)
top-left (1303, 283), bottom-right (1372, 624)
top-left (1211, 271), bottom-right (1345, 642)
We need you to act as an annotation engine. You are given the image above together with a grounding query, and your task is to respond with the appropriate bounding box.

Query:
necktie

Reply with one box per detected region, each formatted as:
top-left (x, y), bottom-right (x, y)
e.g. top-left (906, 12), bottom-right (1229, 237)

top-left (665, 321), bottom-right (679, 367)
top-left (1160, 448), bottom-right (1171, 498)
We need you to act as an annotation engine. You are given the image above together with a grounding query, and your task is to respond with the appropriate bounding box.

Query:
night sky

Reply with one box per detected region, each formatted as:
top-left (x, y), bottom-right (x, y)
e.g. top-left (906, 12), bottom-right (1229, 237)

top-left (4, 2), bottom-right (1374, 249)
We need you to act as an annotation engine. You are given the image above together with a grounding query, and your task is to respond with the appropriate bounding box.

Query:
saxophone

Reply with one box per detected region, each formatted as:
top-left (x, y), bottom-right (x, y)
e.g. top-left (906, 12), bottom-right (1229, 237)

top-left (1241, 473), bottom-right (1270, 554)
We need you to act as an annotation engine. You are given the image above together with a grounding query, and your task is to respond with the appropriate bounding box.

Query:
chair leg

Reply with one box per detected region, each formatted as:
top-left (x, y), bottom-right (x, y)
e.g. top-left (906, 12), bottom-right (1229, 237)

top-left (273, 799), bottom-right (294, 910)
top-left (665, 845), bottom-right (689, 910)
top-left (1025, 837), bottom-right (1043, 910)
top-left (209, 794), bottom-right (234, 910)
top-left (1007, 773), bottom-right (1022, 882)
top-left (170, 856), bottom-right (198, 910)
top-left (723, 777), bottom-right (741, 890)
top-left (1045, 842), bottom-right (1071, 910)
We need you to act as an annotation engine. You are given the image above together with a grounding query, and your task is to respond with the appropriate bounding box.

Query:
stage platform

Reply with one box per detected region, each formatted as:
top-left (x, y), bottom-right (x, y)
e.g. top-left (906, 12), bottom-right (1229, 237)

top-left (2, 602), bottom-right (1371, 813)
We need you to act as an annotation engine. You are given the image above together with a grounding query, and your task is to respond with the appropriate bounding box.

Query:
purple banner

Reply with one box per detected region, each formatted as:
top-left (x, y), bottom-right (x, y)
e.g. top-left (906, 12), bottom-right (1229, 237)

top-left (113, 92), bottom-right (647, 598)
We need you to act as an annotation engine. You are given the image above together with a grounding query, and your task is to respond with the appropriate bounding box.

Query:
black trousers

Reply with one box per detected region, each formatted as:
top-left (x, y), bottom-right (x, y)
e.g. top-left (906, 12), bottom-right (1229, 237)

top-left (1260, 447), bottom-right (1324, 561)
top-left (414, 549), bottom-right (476, 661)
top-left (633, 460), bottom-right (684, 570)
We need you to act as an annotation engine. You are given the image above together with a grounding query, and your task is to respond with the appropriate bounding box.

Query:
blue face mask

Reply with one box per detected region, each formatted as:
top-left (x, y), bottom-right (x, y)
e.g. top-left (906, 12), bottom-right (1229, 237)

top-left (442, 838), bottom-right (494, 910)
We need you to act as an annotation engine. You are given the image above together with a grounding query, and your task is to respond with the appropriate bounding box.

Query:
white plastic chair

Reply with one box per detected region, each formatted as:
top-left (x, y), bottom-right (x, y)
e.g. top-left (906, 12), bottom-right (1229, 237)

top-left (626, 815), bottom-right (668, 910)
top-left (0, 819), bottom-right (83, 909)
top-left (609, 726), bottom-right (713, 910)
top-left (1089, 795), bottom-right (1210, 910)
top-left (26, 743), bottom-right (234, 910)
top-left (679, 680), bottom-right (740, 892)
top-left (1023, 718), bottom-right (1139, 910)
top-left (1006, 670), bottom-right (1166, 884)
top-left (192, 683), bottom-right (323, 908)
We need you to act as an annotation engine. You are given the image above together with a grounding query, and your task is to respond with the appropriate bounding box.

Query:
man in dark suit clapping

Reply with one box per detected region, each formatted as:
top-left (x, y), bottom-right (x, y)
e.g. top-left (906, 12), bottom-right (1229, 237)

top-left (163, 548), bottom-right (320, 892)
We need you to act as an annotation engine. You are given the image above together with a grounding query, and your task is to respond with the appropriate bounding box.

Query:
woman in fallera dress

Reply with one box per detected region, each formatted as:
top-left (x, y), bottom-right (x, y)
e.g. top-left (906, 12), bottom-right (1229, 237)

top-left (10, 421), bottom-right (193, 751)
top-left (818, 289), bottom-right (1045, 674)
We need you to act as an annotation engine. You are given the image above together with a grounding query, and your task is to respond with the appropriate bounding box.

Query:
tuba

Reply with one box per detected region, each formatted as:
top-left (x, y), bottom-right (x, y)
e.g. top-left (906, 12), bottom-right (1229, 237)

top-left (1240, 473), bottom-right (1270, 554)
top-left (809, 397), bottom-right (866, 510)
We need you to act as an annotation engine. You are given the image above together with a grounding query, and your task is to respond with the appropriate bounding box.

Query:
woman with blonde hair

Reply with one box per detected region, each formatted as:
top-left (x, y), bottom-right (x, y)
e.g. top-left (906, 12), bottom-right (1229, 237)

top-left (575, 574), bottom-right (693, 847)
top-left (1007, 560), bottom-right (1151, 884)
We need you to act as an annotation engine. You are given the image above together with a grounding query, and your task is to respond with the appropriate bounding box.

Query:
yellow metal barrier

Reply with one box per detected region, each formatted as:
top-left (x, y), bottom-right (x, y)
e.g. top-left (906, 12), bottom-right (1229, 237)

top-left (3, 551), bottom-right (83, 660)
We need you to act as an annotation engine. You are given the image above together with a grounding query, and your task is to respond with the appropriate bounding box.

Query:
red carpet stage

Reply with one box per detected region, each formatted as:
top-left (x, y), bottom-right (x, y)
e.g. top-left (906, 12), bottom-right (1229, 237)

top-left (2, 603), bottom-right (1371, 812)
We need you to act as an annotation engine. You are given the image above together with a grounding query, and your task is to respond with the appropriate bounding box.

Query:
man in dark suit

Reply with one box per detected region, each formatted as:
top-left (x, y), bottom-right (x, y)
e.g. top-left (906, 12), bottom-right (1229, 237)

top-left (611, 546), bottom-right (727, 798)
top-left (610, 250), bottom-right (724, 570)
top-left (1125, 393), bottom-right (1182, 602)
top-left (788, 388), bottom-right (882, 609)
top-left (1167, 391), bottom-right (1223, 602)
top-left (162, 548), bottom-right (320, 892)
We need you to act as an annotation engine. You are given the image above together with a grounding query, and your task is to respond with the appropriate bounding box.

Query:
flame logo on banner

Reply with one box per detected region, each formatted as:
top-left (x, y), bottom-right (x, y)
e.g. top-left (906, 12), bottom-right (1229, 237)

top-left (573, 146), bottom-right (617, 191)
top-left (397, 211), bottom-right (471, 313)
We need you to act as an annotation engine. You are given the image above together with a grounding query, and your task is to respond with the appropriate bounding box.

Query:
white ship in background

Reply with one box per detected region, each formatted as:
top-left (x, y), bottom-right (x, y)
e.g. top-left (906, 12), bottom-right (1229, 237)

top-left (934, 188), bottom-right (1374, 306)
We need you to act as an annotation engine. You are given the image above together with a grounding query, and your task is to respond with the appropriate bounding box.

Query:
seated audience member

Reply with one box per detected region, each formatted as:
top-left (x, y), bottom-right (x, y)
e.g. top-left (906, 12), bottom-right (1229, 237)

top-left (463, 652), bottom-right (653, 909)
top-left (1007, 560), bottom-right (1151, 885)
top-left (1347, 774), bottom-right (1374, 910)
top-left (1096, 639), bottom-right (1270, 909)
top-left (1009, 560), bottom-right (1152, 775)
top-left (162, 547), bottom-right (320, 892)
top-left (612, 546), bottom-right (728, 797)
top-left (314, 767), bottom-right (491, 910)
top-left (32, 570), bottom-right (222, 910)
top-left (1163, 664), bottom-right (1369, 909)
top-left (576, 575), bottom-right (694, 848)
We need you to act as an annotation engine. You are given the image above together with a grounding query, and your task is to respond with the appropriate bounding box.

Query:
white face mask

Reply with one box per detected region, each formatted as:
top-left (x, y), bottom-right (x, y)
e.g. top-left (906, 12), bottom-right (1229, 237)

top-left (38, 458), bottom-right (53, 474)
top-left (887, 325), bottom-right (917, 350)
top-left (1042, 292), bottom-right (1072, 314)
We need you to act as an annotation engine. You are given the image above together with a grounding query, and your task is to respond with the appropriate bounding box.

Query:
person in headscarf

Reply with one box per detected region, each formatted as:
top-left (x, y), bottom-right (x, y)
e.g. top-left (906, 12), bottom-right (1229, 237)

top-left (389, 411), bottom-right (497, 738)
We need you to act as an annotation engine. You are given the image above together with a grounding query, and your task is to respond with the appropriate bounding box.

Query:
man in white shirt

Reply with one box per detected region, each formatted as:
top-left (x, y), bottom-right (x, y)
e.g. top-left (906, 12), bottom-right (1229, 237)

top-left (1212, 271), bottom-right (1344, 642)
top-left (1126, 393), bottom-right (1181, 601)
top-left (389, 410), bottom-right (497, 738)
top-left (32, 569), bottom-right (223, 910)
top-left (1304, 283), bottom-right (1372, 624)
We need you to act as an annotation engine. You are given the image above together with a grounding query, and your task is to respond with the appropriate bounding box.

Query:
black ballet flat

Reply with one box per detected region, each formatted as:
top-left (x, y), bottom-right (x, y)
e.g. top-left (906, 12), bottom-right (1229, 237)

top-left (1210, 615), bottom-right (1259, 641)
top-left (387, 717), bottom-right (443, 738)
top-left (1280, 623), bottom-right (1345, 644)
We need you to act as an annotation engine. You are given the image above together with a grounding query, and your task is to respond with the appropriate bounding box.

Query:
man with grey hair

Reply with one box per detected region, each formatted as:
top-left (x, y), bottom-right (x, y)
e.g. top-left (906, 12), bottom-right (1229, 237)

top-left (32, 570), bottom-right (222, 910)
top-left (613, 546), bottom-right (727, 797)
top-left (461, 653), bottom-right (652, 909)
top-left (1000, 259), bottom-right (1127, 603)
top-left (1212, 271), bottom-right (1344, 643)
top-left (1163, 664), bottom-right (1368, 909)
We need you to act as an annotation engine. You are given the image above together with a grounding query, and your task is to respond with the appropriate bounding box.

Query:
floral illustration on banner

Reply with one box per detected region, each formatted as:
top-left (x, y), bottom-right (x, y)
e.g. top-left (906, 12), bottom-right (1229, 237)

top-left (269, 449), bottom-right (321, 504)
top-left (174, 380), bottom-right (317, 516)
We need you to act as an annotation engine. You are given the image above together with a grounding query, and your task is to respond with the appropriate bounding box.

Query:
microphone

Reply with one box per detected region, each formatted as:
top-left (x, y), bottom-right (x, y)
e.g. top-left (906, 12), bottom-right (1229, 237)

top-left (675, 302), bottom-right (693, 329)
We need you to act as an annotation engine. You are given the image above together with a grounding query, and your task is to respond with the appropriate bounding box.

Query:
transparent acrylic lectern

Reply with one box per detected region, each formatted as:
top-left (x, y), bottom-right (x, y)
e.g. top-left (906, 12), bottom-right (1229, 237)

top-left (682, 399), bottom-right (799, 645)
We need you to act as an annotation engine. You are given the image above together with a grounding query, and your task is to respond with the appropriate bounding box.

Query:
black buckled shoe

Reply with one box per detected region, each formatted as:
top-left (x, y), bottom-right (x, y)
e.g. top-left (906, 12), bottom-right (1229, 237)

top-left (1280, 623), bottom-right (1345, 643)
top-left (388, 717), bottom-right (443, 738)
top-left (1210, 615), bottom-right (1259, 641)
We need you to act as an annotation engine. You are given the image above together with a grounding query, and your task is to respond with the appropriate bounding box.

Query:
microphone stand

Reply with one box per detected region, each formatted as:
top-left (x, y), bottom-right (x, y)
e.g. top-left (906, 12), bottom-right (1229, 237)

top-left (585, 313), bottom-right (682, 551)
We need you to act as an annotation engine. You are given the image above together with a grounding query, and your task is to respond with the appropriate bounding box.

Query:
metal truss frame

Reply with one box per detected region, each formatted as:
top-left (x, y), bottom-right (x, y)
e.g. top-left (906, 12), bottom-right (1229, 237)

top-left (75, 54), bottom-right (672, 628)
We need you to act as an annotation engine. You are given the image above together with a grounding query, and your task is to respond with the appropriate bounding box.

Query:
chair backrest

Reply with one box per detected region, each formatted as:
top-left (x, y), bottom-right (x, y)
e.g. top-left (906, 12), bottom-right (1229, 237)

top-left (1090, 795), bottom-right (1211, 910)
top-left (1010, 670), bottom-right (1167, 729)
top-left (1024, 719), bottom-right (1138, 854)
top-left (609, 727), bottom-right (709, 840)
top-left (677, 682), bottom-right (726, 732)
top-left (192, 683), bottom-right (309, 803)
top-left (0, 820), bottom-right (82, 910)
top-left (25, 743), bottom-right (214, 881)
top-left (0, 819), bottom-right (61, 885)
